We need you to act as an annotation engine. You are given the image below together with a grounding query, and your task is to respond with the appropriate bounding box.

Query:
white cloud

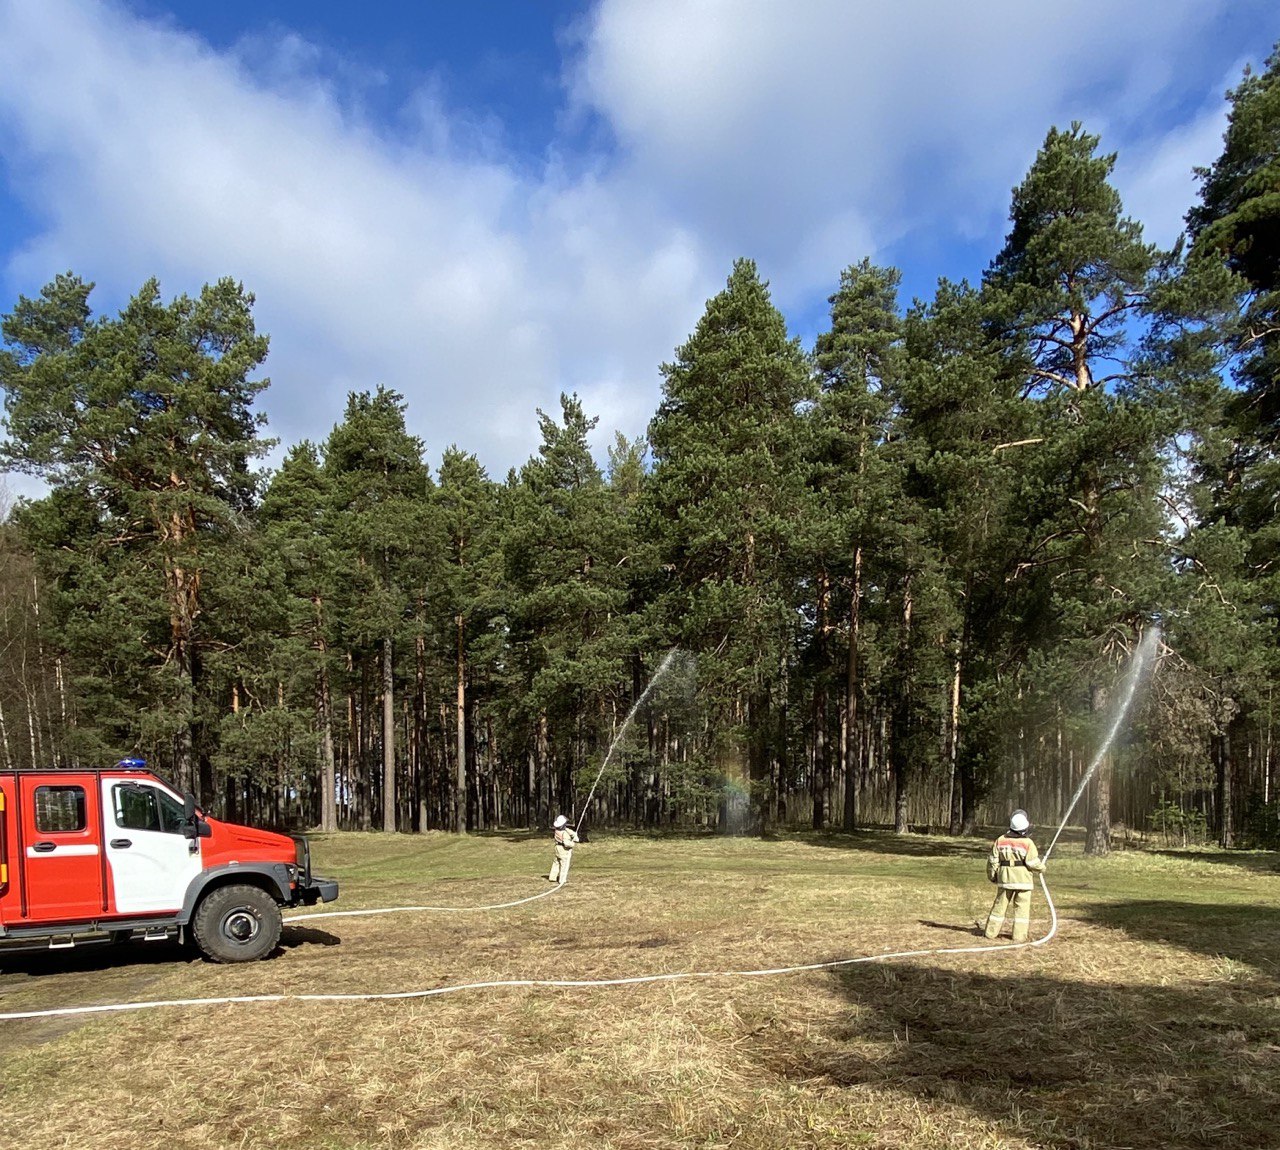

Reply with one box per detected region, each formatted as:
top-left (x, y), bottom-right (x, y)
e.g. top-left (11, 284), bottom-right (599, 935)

top-left (0, 0), bottom-right (1274, 490)
top-left (1111, 59), bottom-right (1258, 250)
top-left (0, 0), bottom-right (710, 477)
top-left (571, 0), bottom-right (1272, 305)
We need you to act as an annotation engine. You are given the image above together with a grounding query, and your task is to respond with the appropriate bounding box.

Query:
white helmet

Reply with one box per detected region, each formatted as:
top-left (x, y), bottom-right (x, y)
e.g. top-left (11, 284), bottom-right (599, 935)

top-left (1009, 810), bottom-right (1030, 833)
top-left (553, 815), bottom-right (568, 829)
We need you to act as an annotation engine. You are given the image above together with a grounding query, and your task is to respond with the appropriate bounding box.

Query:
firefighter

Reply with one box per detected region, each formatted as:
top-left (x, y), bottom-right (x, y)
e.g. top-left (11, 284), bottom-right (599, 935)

top-left (983, 809), bottom-right (1046, 943)
top-left (548, 814), bottom-right (580, 885)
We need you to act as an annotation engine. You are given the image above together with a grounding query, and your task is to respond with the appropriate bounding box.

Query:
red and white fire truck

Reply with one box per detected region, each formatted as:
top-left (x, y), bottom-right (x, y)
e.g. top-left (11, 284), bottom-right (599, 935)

top-left (0, 761), bottom-right (338, 963)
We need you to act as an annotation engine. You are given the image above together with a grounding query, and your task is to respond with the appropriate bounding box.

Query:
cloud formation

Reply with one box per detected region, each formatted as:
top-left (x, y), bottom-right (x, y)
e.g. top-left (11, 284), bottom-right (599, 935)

top-left (0, 0), bottom-right (1274, 483)
top-left (572, 0), bottom-right (1269, 302)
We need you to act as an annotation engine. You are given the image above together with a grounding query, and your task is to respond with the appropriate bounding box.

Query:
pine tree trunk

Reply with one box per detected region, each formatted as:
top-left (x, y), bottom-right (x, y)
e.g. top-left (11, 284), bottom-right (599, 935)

top-left (415, 628), bottom-right (429, 833)
top-left (813, 685), bottom-right (828, 830)
top-left (537, 712), bottom-right (550, 826)
top-left (892, 575), bottom-right (913, 834)
top-left (813, 567), bottom-right (830, 830)
top-left (842, 545), bottom-right (862, 831)
top-left (455, 615), bottom-right (466, 833)
top-left (0, 695), bottom-right (11, 769)
top-left (1085, 682), bottom-right (1111, 856)
top-left (1215, 725), bottom-right (1234, 849)
top-left (1086, 760), bottom-right (1112, 856)
top-left (382, 637), bottom-right (396, 832)
top-left (317, 659), bottom-right (337, 833)
top-left (30, 573), bottom-right (57, 768)
top-left (946, 636), bottom-right (963, 835)
top-left (176, 652), bottom-right (195, 796)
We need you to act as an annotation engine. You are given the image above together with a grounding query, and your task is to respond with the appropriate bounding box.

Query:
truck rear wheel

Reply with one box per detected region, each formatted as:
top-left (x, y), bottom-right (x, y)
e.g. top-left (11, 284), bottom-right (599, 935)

top-left (191, 884), bottom-right (283, 963)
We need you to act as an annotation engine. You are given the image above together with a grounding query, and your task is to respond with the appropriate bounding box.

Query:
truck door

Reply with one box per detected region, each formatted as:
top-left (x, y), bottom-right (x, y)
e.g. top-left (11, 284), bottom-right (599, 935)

top-left (0, 782), bottom-right (11, 920)
top-left (102, 778), bottom-right (203, 914)
top-left (17, 774), bottom-right (106, 923)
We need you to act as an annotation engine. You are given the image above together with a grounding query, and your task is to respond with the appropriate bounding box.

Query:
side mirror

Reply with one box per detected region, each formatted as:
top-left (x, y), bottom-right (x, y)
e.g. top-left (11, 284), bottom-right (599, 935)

top-left (181, 794), bottom-right (210, 843)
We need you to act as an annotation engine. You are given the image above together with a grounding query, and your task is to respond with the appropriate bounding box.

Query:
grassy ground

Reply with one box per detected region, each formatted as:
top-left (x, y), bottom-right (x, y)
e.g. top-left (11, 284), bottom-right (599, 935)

top-left (1, 828), bottom-right (1278, 1150)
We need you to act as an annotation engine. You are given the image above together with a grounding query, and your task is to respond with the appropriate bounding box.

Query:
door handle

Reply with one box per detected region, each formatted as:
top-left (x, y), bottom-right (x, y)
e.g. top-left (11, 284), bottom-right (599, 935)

top-left (110, 839), bottom-right (133, 849)
top-left (32, 841), bottom-right (56, 853)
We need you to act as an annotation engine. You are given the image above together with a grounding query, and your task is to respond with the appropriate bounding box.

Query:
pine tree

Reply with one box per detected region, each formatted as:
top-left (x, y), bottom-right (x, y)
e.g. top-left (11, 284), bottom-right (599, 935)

top-left (437, 446), bottom-right (501, 831)
top-left (808, 260), bottom-right (904, 829)
top-left (1, 275), bottom-right (271, 795)
top-left (1182, 43), bottom-right (1280, 845)
top-left (322, 387), bottom-right (432, 831)
top-left (646, 259), bottom-right (815, 829)
top-left (898, 280), bottom-right (1028, 833)
top-left (503, 394), bottom-right (633, 826)
top-left (258, 443), bottom-right (343, 830)
top-left (984, 124), bottom-right (1168, 855)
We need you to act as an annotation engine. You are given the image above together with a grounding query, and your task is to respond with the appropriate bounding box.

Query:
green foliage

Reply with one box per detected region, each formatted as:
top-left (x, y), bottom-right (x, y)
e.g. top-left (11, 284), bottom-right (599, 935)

top-left (1188, 42), bottom-right (1280, 435)
top-left (1148, 799), bottom-right (1209, 847)
top-left (0, 275), bottom-right (271, 789)
top-left (645, 259), bottom-right (814, 821)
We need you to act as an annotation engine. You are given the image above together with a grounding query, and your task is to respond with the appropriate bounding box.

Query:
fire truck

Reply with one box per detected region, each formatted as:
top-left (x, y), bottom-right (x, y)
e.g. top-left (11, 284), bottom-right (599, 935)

top-left (0, 761), bottom-right (338, 963)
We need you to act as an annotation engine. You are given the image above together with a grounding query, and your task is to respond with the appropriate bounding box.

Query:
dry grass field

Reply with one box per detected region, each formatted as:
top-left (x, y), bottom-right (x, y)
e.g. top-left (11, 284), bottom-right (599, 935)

top-left (1, 829), bottom-right (1278, 1150)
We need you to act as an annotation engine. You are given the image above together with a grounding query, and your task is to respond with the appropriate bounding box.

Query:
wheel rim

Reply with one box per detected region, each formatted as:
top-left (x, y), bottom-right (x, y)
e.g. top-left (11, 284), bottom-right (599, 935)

top-left (223, 909), bottom-right (261, 945)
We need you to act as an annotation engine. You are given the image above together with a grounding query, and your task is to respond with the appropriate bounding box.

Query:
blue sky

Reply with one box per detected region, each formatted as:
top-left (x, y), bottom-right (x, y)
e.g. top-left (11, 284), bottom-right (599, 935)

top-left (0, 0), bottom-right (1276, 497)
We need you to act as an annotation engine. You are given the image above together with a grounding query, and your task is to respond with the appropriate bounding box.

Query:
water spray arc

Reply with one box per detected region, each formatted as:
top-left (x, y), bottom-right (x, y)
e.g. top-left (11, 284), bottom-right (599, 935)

top-left (574, 649), bottom-right (681, 833)
top-left (1043, 625), bottom-right (1161, 861)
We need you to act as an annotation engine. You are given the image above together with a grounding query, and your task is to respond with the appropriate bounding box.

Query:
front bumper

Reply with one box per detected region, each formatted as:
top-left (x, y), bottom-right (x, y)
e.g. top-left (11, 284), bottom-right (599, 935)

top-left (300, 876), bottom-right (339, 905)
top-left (290, 834), bottom-right (338, 905)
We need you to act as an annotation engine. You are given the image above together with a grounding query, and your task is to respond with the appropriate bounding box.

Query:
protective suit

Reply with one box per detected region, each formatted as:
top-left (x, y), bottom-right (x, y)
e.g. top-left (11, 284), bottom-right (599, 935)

top-left (983, 810), bottom-right (1046, 943)
top-left (548, 815), bottom-right (580, 885)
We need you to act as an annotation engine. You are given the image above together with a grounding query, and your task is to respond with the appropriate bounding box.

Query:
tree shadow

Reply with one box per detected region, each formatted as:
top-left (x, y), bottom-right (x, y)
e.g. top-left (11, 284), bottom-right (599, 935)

top-left (1143, 849), bottom-right (1280, 876)
top-left (1076, 898), bottom-right (1280, 974)
top-left (798, 829), bottom-right (990, 860)
top-left (491, 830), bottom-right (545, 844)
top-left (771, 953), bottom-right (1280, 1149)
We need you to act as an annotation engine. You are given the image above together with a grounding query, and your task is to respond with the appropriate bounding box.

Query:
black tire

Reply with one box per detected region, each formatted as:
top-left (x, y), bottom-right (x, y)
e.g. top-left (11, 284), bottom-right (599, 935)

top-left (191, 883), bottom-right (283, 963)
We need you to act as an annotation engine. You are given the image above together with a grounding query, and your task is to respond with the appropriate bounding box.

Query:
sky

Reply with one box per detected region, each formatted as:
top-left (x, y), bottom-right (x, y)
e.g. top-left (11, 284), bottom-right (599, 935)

top-left (0, 0), bottom-right (1276, 497)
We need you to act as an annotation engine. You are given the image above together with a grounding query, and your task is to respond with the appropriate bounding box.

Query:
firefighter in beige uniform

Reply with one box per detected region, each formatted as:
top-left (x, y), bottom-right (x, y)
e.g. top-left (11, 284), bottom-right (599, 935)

top-left (548, 814), bottom-right (580, 885)
top-left (984, 809), bottom-right (1046, 943)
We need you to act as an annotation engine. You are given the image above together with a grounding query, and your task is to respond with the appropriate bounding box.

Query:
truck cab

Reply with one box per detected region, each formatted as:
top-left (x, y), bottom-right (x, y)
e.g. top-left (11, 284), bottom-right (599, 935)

top-left (0, 763), bottom-right (338, 963)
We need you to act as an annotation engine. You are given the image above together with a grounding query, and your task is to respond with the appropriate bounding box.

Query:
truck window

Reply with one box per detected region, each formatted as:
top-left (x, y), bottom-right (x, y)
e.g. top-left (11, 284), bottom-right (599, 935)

top-left (35, 785), bottom-right (87, 833)
top-left (113, 784), bottom-right (186, 834)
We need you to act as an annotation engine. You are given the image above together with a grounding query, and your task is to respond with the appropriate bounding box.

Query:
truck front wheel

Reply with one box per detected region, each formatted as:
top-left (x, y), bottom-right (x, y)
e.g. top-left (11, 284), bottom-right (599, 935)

top-left (191, 884), bottom-right (283, 963)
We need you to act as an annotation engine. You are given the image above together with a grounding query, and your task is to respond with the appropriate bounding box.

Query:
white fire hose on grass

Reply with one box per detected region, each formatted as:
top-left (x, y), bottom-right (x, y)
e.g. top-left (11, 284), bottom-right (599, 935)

top-left (0, 884), bottom-right (1058, 1021)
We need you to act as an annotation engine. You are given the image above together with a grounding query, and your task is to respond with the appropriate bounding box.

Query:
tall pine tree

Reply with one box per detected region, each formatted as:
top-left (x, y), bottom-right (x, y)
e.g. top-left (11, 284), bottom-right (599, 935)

top-left (646, 259), bottom-right (814, 830)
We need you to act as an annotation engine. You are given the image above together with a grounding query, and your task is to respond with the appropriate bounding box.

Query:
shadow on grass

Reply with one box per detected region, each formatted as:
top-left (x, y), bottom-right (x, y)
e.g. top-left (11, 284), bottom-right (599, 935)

top-left (486, 824), bottom-right (1022, 862)
top-left (797, 829), bottom-right (990, 860)
top-left (1142, 848), bottom-right (1280, 876)
top-left (0, 937), bottom-right (190, 978)
top-left (797, 956), bottom-right (1280, 1150)
top-left (0, 923), bottom-right (344, 980)
top-left (918, 919), bottom-right (984, 937)
top-left (280, 924), bottom-right (341, 951)
top-left (1077, 898), bottom-right (1280, 973)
